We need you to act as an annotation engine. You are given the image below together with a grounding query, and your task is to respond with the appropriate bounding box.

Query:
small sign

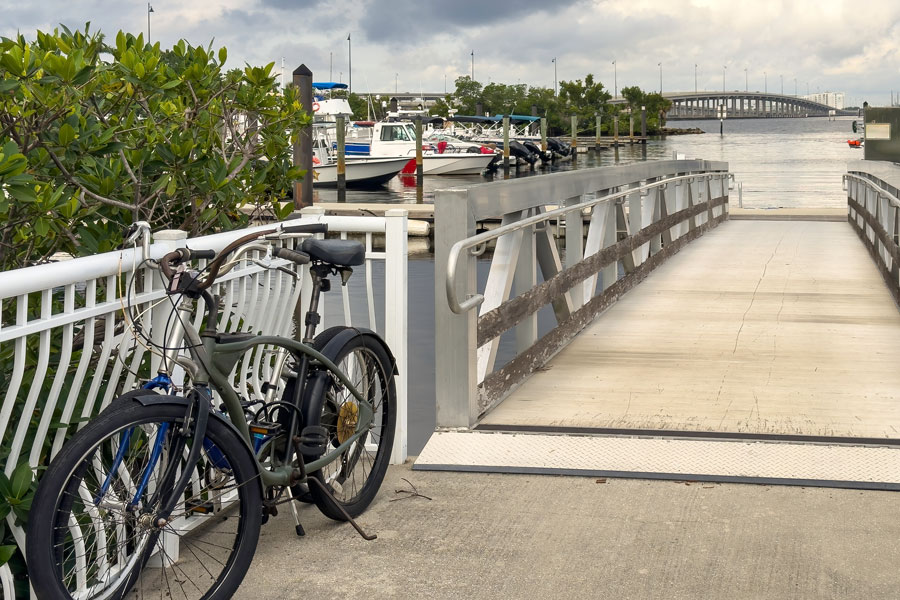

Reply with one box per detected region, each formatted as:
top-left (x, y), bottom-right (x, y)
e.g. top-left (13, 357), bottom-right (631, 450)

top-left (866, 123), bottom-right (891, 140)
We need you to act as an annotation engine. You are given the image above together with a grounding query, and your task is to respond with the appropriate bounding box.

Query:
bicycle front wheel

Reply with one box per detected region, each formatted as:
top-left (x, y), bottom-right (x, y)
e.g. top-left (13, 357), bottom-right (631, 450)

top-left (307, 333), bottom-right (397, 520)
top-left (27, 398), bottom-right (262, 600)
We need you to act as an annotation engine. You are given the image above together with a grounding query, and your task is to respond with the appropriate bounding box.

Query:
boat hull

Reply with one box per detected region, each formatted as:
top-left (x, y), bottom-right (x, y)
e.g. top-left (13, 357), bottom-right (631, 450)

top-left (313, 157), bottom-right (412, 187)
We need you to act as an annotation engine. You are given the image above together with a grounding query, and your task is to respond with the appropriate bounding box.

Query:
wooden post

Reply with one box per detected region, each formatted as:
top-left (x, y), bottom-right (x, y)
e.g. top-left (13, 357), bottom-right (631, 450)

top-left (640, 105), bottom-right (647, 142)
top-left (415, 116), bottom-right (423, 184)
top-left (540, 117), bottom-right (548, 155)
top-left (570, 115), bottom-right (578, 162)
top-left (595, 113), bottom-right (601, 150)
top-left (502, 115), bottom-right (510, 173)
top-left (292, 64), bottom-right (313, 208)
top-left (336, 115), bottom-right (346, 202)
top-left (629, 114), bottom-right (634, 144)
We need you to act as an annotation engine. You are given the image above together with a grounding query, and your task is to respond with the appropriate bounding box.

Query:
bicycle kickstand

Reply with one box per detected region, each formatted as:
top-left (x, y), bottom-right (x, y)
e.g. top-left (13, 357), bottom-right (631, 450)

top-left (307, 478), bottom-right (377, 541)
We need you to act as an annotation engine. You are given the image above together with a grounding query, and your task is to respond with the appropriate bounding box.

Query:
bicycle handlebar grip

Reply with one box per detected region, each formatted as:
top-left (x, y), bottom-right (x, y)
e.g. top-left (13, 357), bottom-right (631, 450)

top-left (159, 249), bottom-right (188, 279)
top-left (282, 223), bottom-right (328, 235)
top-left (188, 248), bottom-right (217, 260)
top-left (273, 247), bottom-right (311, 265)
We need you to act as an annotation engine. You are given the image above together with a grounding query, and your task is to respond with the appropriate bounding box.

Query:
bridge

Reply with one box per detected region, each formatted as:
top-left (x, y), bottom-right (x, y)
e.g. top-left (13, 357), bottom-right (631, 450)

top-left (420, 158), bottom-right (900, 490)
top-left (612, 91), bottom-right (853, 119)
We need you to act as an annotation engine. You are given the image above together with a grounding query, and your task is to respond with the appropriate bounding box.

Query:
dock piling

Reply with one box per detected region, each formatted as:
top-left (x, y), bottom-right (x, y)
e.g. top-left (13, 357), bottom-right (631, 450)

top-left (292, 64), bottom-right (313, 208)
top-left (571, 115), bottom-right (578, 163)
top-left (336, 115), bottom-right (346, 202)
top-left (540, 117), bottom-right (548, 156)
top-left (595, 113), bottom-right (602, 150)
top-left (503, 115), bottom-right (510, 174)
top-left (415, 116), bottom-right (423, 184)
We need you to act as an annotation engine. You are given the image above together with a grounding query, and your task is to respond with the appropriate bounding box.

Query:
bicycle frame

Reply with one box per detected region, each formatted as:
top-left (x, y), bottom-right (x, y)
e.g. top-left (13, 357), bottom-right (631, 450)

top-left (148, 266), bottom-right (378, 491)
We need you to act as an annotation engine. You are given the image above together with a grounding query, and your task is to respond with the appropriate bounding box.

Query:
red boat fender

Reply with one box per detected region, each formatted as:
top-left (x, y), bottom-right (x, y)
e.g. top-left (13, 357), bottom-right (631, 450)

top-left (479, 146), bottom-right (494, 154)
top-left (437, 141), bottom-right (448, 154)
top-left (400, 159), bottom-right (417, 174)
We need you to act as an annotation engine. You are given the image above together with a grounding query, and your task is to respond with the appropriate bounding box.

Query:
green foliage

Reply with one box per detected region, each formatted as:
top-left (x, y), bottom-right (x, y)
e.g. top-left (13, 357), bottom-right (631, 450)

top-left (618, 86), bottom-right (673, 132)
top-left (0, 24), bottom-right (310, 271)
top-left (450, 76), bottom-right (483, 114)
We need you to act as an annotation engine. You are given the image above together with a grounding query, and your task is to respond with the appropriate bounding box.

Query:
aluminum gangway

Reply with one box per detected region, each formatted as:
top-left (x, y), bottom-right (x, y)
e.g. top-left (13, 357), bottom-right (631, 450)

top-left (417, 159), bottom-right (900, 490)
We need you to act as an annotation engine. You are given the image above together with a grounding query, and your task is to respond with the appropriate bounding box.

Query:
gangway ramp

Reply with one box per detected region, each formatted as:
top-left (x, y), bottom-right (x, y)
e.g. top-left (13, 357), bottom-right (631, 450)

top-left (420, 174), bottom-right (900, 488)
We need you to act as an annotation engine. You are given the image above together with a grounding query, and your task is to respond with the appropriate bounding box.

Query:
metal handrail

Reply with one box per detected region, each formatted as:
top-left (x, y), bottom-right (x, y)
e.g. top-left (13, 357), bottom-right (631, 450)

top-left (843, 173), bottom-right (900, 209)
top-left (445, 170), bottom-right (732, 314)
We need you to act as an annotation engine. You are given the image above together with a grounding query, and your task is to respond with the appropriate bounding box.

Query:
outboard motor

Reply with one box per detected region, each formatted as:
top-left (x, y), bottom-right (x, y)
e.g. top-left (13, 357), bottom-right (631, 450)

top-left (522, 140), bottom-right (551, 163)
top-left (507, 140), bottom-right (537, 166)
top-left (547, 137), bottom-right (570, 157)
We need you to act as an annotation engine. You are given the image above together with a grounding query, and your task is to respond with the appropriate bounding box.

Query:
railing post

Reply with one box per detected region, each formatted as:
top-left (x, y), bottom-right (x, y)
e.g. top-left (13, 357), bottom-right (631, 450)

top-left (384, 209), bottom-right (408, 464)
top-left (434, 189), bottom-right (478, 428)
top-left (150, 230), bottom-right (188, 375)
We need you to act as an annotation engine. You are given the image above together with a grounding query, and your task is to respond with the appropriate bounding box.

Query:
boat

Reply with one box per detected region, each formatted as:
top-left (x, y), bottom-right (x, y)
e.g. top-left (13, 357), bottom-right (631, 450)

top-left (311, 123), bottom-right (410, 187)
top-left (312, 156), bottom-right (413, 187)
top-left (367, 121), bottom-right (498, 175)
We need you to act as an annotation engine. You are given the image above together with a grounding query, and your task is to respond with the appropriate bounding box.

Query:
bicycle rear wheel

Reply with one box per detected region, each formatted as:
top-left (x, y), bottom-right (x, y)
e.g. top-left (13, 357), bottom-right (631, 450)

top-left (307, 333), bottom-right (396, 520)
top-left (27, 398), bottom-right (262, 600)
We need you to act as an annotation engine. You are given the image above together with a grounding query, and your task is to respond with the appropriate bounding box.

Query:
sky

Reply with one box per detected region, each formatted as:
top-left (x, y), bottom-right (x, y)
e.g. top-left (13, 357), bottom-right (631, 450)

top-left (2, 0), bottom-right (899, 106)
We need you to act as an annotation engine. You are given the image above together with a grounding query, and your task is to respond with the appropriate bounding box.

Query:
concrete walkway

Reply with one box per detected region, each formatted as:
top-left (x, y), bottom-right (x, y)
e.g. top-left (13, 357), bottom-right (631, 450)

top-left (240, 462), bottom-right (900, 599)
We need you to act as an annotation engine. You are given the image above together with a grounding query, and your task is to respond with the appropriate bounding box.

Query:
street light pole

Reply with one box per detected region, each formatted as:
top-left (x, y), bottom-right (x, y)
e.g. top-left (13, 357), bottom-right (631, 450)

top-left (471, 50), bottom-right (474, 81)
top-left (612, 60), bottom-right (617, 98)
top-left (764, 71), bottom-right (767, 94)
top-left (722, 65), bottom-right (727, 93)
top-left (552, 57), bottom-right (557, 97)
top-left (694, 63), bottom-right (697, 93)
top-left (658, 62), bottom-right (662, 94)
top-left (347, 33), bottom-right (352, 95)
top-left (744, 67), bottom-right (748, 92)
top-left (147, 3), bottom-right (154, 42)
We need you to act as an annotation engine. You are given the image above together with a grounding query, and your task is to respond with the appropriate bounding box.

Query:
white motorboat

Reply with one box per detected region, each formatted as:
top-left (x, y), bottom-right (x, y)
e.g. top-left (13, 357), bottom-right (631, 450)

top-left (370, 121), bottom-right (498, 175)
top-left (312, 156), bottom-right (412, 187)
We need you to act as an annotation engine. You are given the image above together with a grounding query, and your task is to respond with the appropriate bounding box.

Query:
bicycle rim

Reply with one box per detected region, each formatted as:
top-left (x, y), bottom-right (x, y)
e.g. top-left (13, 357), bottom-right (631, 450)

top-left (311, 339), bottom-right (395, 516)
top-left (39, 405), bottom-right (260, 599)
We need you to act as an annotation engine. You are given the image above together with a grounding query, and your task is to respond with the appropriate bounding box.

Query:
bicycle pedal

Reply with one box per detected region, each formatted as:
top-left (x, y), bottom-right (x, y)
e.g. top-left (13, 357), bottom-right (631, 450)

top-left (186, 499), bottom-right (214, 515)
top-left (296, 425), bottom-right (328, 456)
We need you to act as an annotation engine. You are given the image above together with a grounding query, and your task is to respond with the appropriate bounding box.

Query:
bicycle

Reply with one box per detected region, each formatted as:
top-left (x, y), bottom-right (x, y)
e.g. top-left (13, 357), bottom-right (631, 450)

top-left (26, 222), bottom-right (397, 599)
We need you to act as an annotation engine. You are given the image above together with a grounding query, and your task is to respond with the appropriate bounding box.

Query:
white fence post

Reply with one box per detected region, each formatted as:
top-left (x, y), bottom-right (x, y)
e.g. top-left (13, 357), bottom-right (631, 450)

top-left (384, 209), bottom-right (408, 464)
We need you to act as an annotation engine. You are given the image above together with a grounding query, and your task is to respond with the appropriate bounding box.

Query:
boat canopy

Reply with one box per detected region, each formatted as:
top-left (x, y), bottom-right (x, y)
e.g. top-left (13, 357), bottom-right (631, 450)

top-left (312, 82), bottom-right (349, 90)
top-left (450, 114), bottom-right (539, 124)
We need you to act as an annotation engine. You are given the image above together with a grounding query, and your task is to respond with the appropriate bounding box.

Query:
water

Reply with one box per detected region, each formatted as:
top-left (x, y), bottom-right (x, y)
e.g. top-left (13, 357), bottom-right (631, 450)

top-left (316, 117), bottom-right (860, 455)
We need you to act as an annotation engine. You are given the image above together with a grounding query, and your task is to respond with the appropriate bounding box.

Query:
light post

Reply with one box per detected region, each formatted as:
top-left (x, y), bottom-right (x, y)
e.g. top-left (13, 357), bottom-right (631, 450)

top-left (471, 50), bottom-right (474, 81)
top-left (347, 33), bottom-right (352, 94)
top-left (694, 63), bottom-right (698, 93)
top-left (552, 57), bottom-right (557, 97)
top-left (722, 65), bottom-right (727, 92)
top-left (658, 62), bottom-right (662, 94)
top-left (612, 60), bottom-right (617, 98)
top-left (147, 3), bottom-right (154, 42)
top-left (744, 67), bottom-right (748, 91)
top-left (764, 71), bottom-right (767, 94)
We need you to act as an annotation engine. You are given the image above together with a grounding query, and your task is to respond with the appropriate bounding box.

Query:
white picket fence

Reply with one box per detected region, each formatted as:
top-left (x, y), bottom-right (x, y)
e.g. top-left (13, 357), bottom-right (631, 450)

top-left (0, 208), bottom-right (408, 598)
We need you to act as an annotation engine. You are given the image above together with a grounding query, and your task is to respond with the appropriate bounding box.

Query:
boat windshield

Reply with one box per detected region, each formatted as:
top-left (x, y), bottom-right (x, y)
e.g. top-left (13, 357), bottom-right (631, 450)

top-left (380, 124), bottom-right (412, 142)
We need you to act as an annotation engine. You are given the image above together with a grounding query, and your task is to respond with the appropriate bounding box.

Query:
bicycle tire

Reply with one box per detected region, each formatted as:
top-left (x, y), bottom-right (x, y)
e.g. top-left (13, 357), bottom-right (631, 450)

top-left (27, 398), bottom-right (262, 600)
top-left (306, 332), bottom-right (397, 520)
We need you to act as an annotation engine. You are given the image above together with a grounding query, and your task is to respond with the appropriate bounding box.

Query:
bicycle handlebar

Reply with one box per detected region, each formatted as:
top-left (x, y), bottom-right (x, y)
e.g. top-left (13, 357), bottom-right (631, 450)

top-left (159, 222), bottom-right (326, 289)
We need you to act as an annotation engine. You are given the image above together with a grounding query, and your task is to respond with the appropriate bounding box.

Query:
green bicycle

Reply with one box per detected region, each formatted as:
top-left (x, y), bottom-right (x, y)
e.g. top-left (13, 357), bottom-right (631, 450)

top-left (26, 222), bottom-right (397, 599)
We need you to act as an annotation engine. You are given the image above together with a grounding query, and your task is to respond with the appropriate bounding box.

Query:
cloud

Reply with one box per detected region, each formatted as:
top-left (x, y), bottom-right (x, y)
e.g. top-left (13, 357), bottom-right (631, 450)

top-left (1, 0), bottom-right (898, 103)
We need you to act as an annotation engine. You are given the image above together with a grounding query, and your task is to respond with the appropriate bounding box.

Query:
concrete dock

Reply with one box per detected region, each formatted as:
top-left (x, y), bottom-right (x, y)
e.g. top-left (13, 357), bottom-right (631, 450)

top-left (240, 461), bottom-right (900, 599)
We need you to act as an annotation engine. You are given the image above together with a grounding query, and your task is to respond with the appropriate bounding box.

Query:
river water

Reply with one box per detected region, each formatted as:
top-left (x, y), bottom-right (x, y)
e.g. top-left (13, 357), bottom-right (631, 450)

top-left (315, 116), bottom-right (860, 455)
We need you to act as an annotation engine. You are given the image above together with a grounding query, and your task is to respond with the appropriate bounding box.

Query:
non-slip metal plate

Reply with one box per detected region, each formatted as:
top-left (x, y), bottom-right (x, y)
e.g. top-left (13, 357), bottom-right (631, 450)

top-left (413, 431), bottom-right (900, 490)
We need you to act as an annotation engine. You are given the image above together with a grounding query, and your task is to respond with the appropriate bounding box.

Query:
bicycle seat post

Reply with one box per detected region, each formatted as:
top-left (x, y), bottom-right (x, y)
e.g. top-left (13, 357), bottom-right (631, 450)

top-left (302, 265), bottom-right (330, 344)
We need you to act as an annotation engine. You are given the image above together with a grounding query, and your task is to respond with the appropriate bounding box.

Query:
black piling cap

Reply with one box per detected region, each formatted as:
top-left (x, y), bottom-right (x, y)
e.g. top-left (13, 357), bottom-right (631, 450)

top-left (293, 64), bottom-right (312, 76)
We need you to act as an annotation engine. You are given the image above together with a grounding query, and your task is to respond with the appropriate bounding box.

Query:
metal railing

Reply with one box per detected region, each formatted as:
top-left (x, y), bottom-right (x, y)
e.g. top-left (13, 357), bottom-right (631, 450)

top-left (0, 208), bottom-right (407, 596)
top-left (434, 159), bottom-right (731, 428)
top-left (844, 162), bottom-right (900, 304)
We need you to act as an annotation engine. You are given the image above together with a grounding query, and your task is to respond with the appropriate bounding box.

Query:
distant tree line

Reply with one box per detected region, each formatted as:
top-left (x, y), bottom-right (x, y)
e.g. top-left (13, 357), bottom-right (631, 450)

top-left (427, 76), bottom-right (672, 136)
